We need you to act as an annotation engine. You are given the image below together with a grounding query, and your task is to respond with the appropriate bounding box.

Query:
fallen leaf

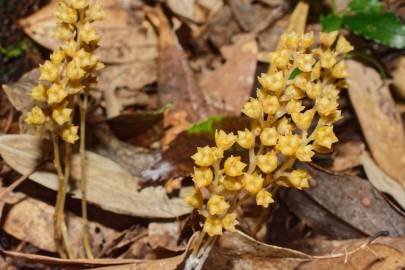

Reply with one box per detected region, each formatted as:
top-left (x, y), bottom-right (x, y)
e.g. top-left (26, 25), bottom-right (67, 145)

top-left (149, 6), bottom-right (217, 123)
top-left (2, 197), bottom-right (118, 257)
top-left (0, 135), bottom-right (192, 218)
top-left (361, 151), bottom-right (405, 210)
top-left (18, 1), bottom-right (158, 64)
top-left (148, 222), bottom-right (183, 251)
top-left (392, 56), bottom-right (405, 99)
top-left (100, 61), bottom-right (158, 118)
top-left (347, 60), bottom-right (405, 187)
top-left (331, 141), bottom-right (364, 171)
top-left (1, 69), bottom-right (37, 113)
top-left (228, 0), bottom-right (284, 33)
top-left (166, 0), bottom-right (224, 24)
top-left (199, 33), bottom-right (258, 114)
top-left (300, 165), bottom-right (405, 236)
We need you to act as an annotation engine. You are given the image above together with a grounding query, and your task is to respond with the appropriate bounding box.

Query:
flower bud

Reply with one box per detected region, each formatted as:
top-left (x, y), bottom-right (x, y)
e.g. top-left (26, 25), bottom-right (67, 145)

top-left (215, 130), bottom-right (236, 150)
top-left (237, 129), bottom-right (255, 149)
top-left (331, 61), bottom-right (347, 78)
top-left (261, 95), bottom-right (280, 115)
top-left (222, 176), bottom-right (243, 191)
top-left (47, 83), bottom-right (68, 104)
top-left (277, 134), bottom-right (301, 156)
top-left (295, 54), bottom-right (315, 72)
top-left (208, 195), bottom-right (229, 215)
top-left (185, 189), bottom-right (203, 209)
top-left (224, 156), bottom-right (246, 177)
top-left (50, 49), bottom-right (65, 64)
top-left (305, 82), bottom-right (321, 99)
top-left (301, 32), bottom-right (314, 48)
top-left (52, 106), bottom-right (72, 125)
top-left (320, 50), bottom-right (336, 69)
top-left (222, 213), bottom-right (238, 232)
top-left (288, 169), bottom-right (310, 189)
top-left (260, 127), bottom-right (278, 146)
top-left (79, 22), bottom-right (100, 44)
top-left (39, 61), bottom-right (59, 82)
top-left (277, 117), bottom-right (294, 135)
top-left (191, 146), bottom-right (218, 167)
top-left (336, 36), bottom-right (353, 54)
top-left (270, 49), bottom-right (289, 69)
top-left (56, 23), bottom-right (74, 41)
top-left (55, 2), bottom-right (77, 24)
top-left (86, 3), bottom-right (105, 21)
top-left (192, 167), bottom-right (213, 188)
top-left (258, 72), bottom-right (285, 92)
top-left (314, 126), bottom-right (338, 149)
top-left (285, 99), bottom-right (304, 114)
top-left (203, 216), bottom-right (222, 237)
top-left (256, 189), bottom-right (274, 208)
top-left (31, 84), bottom-right (47, 102)
top-left (25, 106), bottom-right (46, 125)
top-left (257, 152), bottom-right (278, 173)
top-left (315, 95), bottom-right (338, 116)
top-left (242, 98), bottom-right (262, 119)
top-left (66, 0), bottom-right (88, 9)
top-left (63, 41), bottom-right (77, 58)
top-left (320, 31), bottom-right (338, 47)
top-left (296, 145), bottom-right (315, 162)
top-left (291, 109), bottom-right (315, 130)
top-left (281, 32), bottom-right (300, 49)
top-left (242, 173), bottom-right (264, 194)
top-left (67, 60), bottom-right (86, 80)
top-left (61, 124), bottom-right (79, 144)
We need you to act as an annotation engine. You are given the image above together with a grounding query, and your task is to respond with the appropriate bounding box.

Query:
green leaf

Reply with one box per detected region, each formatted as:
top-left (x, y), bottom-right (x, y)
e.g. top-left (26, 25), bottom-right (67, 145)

top-left (288, 68), bottom-right (302, 80)
top-left (187, 116), bottom-right (224, 135)
top-left (348, 0), bottom-right (383, 15)
top-left (320, 14), bottom-right (343, 32)
top-left (343, 13), bottom-right (405, 49)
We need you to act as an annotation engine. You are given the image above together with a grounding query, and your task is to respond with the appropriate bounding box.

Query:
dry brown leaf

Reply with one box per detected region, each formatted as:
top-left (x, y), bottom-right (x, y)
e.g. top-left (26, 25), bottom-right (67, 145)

top-left (148, 222), bottom-right (183, 251)
top-left (392, 56), bottom-right (405, 99)
top-left (0, 135), bottom-right (192, 218)
top-left (228, 0), bottom-right (284, 33)
top-left (296, 165), bottom-right (405, 236)
top-left (347, 60), bottom-right (405, 187)
top-left (166, 0), bottom-right (223, 24)
top-left (2, 197), bottom-right (118, 257)
top-left (361, 151), bottom-right (405, 210)
top-left (331, 141), bottom-right (364, 171)
top-left (18, 1), bottom-right (158, 64)
top-left (149, 6), bottom-right (217, 123)
top-left (199, 33), bottom-right (258, 114)
top-left (100, 60), bottom-right (158, 117)
top-left (1, 69), bottom-right (37, 113)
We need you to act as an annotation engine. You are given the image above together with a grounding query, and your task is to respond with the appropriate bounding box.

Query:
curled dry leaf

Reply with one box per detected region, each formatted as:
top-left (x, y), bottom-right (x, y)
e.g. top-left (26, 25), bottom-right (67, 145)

top-left (0, 135), bottom-right (192, 218)
top-left (18, 1), bottom-right (158, 64)
top-left (199, 33), bottom-right (258, 114)
top-left (347, 60), bottom-right (405, 187)
top-left (2, 197), bottom-right (118, 257)
top-left (331, 141), bottom-right (364, 171)
top-left (361, 151), bottom-right (405, 210)
top-left (299, 165), bottom-right (405, 236)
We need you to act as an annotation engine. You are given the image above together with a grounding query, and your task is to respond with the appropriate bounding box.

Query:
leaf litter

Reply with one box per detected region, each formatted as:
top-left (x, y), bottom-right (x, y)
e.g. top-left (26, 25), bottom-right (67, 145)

top-left (0, 0), bottom-right (405, 269)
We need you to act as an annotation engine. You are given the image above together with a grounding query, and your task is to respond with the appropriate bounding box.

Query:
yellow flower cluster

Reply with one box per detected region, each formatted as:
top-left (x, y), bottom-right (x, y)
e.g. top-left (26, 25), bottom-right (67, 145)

top-left (25, 0), bottom-right (104, 144)
top-left (186, 31), bottom-right (353, 237)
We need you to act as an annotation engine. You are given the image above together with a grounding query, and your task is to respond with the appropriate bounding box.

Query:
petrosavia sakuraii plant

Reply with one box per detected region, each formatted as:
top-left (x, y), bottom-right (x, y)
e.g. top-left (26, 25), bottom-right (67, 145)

top-left (25, 0), bottom-right (105, 259)
top-left (186, 31), bottom-right (353, 250)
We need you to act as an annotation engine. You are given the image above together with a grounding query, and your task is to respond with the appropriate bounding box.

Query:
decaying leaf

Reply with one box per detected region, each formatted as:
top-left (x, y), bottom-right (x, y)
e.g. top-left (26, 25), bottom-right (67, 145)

top-left (331, 141), bottom-right (364, 171)
top-left (1, 69), bottom-right (37, 113)
top-left (18, 1), bottom-right (158, 64)
top-left (228, 0), bottom-right (284, 33)
top-left (0, 135), bottom-right (192, 218)
top-left (2, 197), bottom-right (118, 257)
top-left (199, 33), bottom-right (258, 114)
top-left (392, 56), bottom-right (405, 99)
top-left (299, 165), bottom-right (405, 236)
top-left (100, 61), bottom-right (158, 118)
top-left (361, 151), bottom-right (405, 210)
top-left (149, 6), bottom-right (217, 123)
top-left (347, 60), bottom-right (405, 187)
top-left (166, 0), bottom-right (223, 23)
